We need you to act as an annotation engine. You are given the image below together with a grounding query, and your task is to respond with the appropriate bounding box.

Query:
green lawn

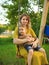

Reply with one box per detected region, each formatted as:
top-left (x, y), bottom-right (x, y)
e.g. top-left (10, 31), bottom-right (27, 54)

top-left (0, 38), bottom-right (49, 65)
top-left (0, 38), bottom-right (25, 65)
top-left (42, 43), bottom-right (49, 62)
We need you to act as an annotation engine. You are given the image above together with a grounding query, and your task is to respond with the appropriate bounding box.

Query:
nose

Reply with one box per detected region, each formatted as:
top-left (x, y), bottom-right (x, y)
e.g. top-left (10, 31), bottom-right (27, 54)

top-left (24, 20), bottom-right (28, 23)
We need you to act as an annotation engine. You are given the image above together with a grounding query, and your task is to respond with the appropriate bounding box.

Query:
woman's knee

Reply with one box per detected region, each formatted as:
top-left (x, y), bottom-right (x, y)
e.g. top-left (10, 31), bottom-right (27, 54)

top-left (39, 48), bottom-right (46, 53)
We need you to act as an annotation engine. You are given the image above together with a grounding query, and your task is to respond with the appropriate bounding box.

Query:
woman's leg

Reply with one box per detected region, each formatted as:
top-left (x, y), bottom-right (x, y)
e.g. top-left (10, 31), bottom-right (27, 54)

top-left (39, 48), bottom-right (48, 64)
top-left (39, 48), bottom-right (46, 58)
top-left (28, 49), bottom-right (33, 65)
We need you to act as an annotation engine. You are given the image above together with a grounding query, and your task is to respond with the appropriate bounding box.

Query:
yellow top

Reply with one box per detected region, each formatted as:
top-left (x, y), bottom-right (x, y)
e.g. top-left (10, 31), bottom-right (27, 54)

top-left (13, 27), bottom-right (36, 38)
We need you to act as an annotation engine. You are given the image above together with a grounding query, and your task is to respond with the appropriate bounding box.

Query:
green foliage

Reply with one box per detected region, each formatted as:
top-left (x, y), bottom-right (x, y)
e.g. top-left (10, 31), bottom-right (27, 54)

top-left (46, 9), bottom-right (49, 25)
top-left (29, 12), bottom-right (42, 36)
top-left (2, 0), bottom-right (29, 30)
top-left (2, 0), bottom-right (49, 35)
top-left (0, 26), bottom-right (6, 34)
top-left (1, 0), bottom-right (43, 33)
top-left (32, 0), bottom-right (44, 7)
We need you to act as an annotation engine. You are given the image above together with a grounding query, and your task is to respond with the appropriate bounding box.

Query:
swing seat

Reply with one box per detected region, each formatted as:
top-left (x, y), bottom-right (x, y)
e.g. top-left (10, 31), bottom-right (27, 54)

top-left (16, 46), bottom-right (48, 65)
top-left (44, 25), bottom-right (49, 37)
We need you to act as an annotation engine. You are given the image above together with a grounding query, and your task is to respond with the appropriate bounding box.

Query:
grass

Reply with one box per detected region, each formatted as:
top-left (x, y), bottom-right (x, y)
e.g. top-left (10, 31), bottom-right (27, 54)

top-left (42, 43), bottom-right (49, 62)
top-left (0, 38), bottom-right (49, 65)
top-left (0, 38), bottom-right (25, 65)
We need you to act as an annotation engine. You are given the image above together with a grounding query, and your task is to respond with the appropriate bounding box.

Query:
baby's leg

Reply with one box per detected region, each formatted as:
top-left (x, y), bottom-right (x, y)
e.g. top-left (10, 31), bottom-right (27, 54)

top-left (28, 49), bottom-right (33, 65)
top-left (24, 44), bottom-right (33, 65)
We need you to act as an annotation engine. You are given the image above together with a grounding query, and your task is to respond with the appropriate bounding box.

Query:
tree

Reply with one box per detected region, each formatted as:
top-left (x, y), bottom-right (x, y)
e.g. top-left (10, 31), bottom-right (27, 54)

top-left (0, 25), bottom-right (7, 34)
top-left (2, 0), bottom-right (30, 30)
top-left (2, 0), bottom-right (46, 36)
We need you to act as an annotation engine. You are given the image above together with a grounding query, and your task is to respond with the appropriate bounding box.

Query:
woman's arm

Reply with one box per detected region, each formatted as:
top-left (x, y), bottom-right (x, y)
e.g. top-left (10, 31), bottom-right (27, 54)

top-left (13, 38), bottom-right (27, 45)
top-left (13, 36), bottom-right (33, 45)
top-left (33, 38), bottom-right (39, 44)
top-left (32, 38), bottom-right (40, 48)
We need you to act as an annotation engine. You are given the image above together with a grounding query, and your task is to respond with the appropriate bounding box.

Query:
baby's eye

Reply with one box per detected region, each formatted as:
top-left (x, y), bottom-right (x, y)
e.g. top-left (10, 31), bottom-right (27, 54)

top-left (29, 36), bottom-right (32, 37)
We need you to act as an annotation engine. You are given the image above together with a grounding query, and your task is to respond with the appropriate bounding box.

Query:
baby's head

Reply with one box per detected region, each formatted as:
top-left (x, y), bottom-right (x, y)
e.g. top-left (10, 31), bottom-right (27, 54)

top-left (26, 34), bottom-right (36, 42)
top-left (19, 26), bottom-right (26, 36)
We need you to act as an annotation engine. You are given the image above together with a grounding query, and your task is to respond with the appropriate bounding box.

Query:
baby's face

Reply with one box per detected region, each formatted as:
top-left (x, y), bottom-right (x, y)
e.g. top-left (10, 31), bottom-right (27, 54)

top-left (19, 27), bottom-right (26, 36)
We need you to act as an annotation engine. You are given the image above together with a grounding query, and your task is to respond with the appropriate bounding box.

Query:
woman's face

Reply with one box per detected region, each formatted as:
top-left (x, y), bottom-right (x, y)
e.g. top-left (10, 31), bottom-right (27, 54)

top-left (20, 16), bottom-right (29, 26)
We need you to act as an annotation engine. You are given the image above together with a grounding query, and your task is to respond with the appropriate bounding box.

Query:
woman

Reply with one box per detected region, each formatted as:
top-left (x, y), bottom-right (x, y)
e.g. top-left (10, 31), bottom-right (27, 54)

top-left (13, 13), bottom-right (48, 65)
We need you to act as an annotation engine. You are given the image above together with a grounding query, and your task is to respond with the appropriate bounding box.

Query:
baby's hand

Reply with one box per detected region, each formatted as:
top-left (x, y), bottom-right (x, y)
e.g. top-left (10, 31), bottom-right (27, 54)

top-left (26, 36), bottom-right (33, 42)
top-left (32, 43), bottom-right (37, 48)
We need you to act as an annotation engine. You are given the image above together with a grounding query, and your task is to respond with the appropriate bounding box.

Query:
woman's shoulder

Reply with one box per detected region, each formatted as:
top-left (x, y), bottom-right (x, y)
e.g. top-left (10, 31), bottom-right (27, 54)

top-left (13, 26), bottom-right (18, 38)
top-left (26, 27), bottom-right (34, 33)
top-left (14, 26), bottom-right (19, 34)
top-left (28, 27), bottom-right (36, 37)
top-left (29, 27), bottom-right (34, 31)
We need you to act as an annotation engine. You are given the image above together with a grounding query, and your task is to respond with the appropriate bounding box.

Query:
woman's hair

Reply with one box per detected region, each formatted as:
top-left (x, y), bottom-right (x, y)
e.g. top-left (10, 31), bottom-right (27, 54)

top-left (18, 13), bottom-right (31, 28)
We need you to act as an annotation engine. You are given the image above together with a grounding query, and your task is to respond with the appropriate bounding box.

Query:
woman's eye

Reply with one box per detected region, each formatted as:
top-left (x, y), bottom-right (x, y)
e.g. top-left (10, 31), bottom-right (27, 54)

top-left (23, 19), bottom-right (25, 20)
top-left (23, 18), bottom-right (28, 21)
